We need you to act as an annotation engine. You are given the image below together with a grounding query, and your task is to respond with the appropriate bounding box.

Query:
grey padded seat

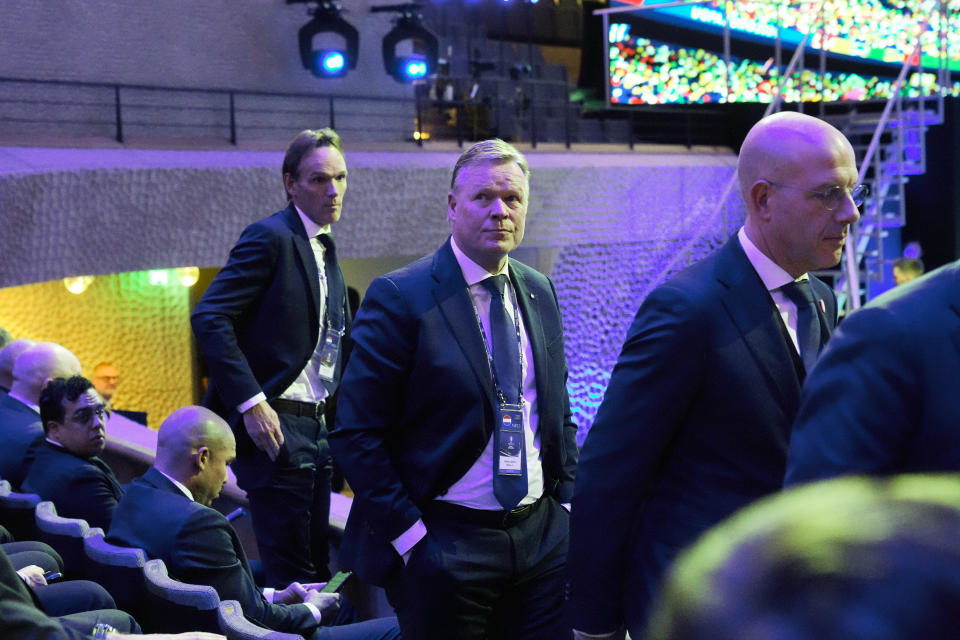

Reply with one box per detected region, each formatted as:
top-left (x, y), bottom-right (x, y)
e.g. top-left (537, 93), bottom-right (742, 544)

top-left (0, 480), bottom-right (41, 541)
top-left (217, 600), bottom-right (303, 640)
top-left (143, 558), bottom-right (220, 633)
top-left (84, 528), bottom-right (151, 629)
top-left (34, 501), bottom-right (89, 577)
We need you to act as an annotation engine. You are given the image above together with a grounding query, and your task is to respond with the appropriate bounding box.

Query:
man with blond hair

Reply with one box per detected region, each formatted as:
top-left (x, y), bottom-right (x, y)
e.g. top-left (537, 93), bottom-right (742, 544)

top-left (332, 139), bottom-right (578, 639)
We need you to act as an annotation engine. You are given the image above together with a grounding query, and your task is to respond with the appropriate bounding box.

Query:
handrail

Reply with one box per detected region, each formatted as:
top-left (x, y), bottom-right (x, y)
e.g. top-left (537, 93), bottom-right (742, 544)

top-left (842, 31), bottom-right (929, 310)
top-left (631, 2), bottom-right (824, 304)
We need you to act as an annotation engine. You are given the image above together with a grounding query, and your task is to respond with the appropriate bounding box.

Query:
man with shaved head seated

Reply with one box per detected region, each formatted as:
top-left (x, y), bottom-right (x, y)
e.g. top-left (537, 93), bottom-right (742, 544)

top-left (107, 407), bottom-right (400, 640)
top-left (568, 112), bottom-right (863, 638)
top-left (0, 341), bottom-right (81, 487)
top-left (0, 335), bottom-right (32, 395)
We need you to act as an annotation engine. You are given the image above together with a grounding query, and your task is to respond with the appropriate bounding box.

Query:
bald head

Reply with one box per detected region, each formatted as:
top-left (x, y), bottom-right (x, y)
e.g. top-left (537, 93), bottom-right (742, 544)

top-left (738, 111), bottom-right (852, 205)
top-left (0, 338), bottom-right (36, 391)
top-left (11, 342), bottom-right (82, 403)
top-left (156, 406), bottom-right (236, 505)
top-left (737, 111), bottom-right (860, 278)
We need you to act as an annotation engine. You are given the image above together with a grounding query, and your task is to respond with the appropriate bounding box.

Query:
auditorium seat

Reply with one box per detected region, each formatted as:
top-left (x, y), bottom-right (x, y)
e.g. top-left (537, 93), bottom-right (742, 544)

top-left (0, 480), bottom-right (41, 541)
top-left (83, 528), bottom-right (150, 629)
top-left (34, 501), bottom-right (89, 577)
top-left (143, 558), bottom-right (221, 633)
top-left (217, 600), bottom-right (302, 640)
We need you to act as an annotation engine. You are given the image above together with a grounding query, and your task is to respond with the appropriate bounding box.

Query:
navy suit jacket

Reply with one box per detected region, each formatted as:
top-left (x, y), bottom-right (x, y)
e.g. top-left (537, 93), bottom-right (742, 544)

top-left (191, 206), bottom-right (350, 485)
top-left (0, 395), bottom-right (43, 488)
top-left (107, 468), bottom-right (319, 635)
top-left (786, 260), bottom-right (960, 484)
top-left (329, 239), bottom-right (579, 586)
top-left (22, 441), bottom-right (124, 530)
top-left (568, 236), bottom-right (837, 634)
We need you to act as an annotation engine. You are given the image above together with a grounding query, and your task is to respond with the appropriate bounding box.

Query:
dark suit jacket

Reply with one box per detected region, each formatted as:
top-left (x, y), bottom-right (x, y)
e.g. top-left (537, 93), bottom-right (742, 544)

top-left (786, 260), bottom-right (960, 484)
top-left (107, 468), bottom-right (319, 635)
top-left (22, 441), bottom-right (124, 530)
top-left (191, 205), bottom-right (350, 486)
top-left (0, 395), bottom-right (43, 488)
top-left (0, 546), bottom-right (89, 640)
top-left (329, 239), bottom-right (579, 586)
top-left (567, 236), bottom-right (837, 634)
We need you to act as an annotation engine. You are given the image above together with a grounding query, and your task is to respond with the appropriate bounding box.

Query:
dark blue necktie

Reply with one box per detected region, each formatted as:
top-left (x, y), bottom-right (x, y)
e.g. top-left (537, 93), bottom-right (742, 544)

top-left (482, 275), bottom-right (526, 510)
top-left (317, 234), bottom-right (345, 393)
top-left (779, 279), bottom-right (823, 374)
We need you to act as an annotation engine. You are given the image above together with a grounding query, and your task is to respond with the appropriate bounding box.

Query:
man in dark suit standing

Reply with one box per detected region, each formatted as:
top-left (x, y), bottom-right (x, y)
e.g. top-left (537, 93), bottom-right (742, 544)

top-left (785, 259), bottom-right (960, 484)
top-left (0, 342), bottom-right (81, 488)
top-left (22, 376), bottom-right (124, 530)
top-left (330, 139), bottom-right (579, 639)
top-left (567, 111), bottom-right (863, 638)
top-left (107, 406), bottom-right (399, 640)
top-left (191, 129), bottom-right (351, 586)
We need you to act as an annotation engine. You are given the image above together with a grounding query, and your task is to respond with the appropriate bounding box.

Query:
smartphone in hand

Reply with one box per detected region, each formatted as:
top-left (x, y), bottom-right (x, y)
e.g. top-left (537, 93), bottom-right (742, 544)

top-left (319, 570), bottom-right (353, 593)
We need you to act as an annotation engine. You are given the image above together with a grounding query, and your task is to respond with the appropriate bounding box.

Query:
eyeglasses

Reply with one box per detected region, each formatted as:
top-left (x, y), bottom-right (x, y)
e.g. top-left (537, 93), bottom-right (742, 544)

top-left (765, 181), bottom-right (869, 211)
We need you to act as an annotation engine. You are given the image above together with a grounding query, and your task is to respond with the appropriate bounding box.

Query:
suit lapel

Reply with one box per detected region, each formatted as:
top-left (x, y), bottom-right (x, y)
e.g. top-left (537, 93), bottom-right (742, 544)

top-left (510, 263), bottom-right (548, 408)
top-left (716, 239), bottom-right (802, 414)
top-left (282, 206), bottom-right (322, 322)
top-left (432, 242), bottom-right (496, 406)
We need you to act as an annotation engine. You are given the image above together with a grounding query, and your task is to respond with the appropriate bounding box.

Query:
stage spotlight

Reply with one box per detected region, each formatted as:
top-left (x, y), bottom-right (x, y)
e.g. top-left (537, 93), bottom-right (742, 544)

top-left (289, 0), bottom-right (359, 78)
top-left (372, 3), bottom-right (439, 83)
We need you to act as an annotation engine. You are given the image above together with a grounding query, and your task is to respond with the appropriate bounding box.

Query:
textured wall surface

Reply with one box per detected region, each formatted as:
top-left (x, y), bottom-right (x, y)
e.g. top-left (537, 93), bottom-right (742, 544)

top-left (0, 273), bottom-right (193, 430)
top-left (0, 147), bottom-right (743, 437)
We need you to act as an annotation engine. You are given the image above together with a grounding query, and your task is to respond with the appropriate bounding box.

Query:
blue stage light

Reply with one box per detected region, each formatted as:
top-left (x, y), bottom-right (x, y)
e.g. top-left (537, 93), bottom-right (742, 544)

top-left (293, 1), bottom-right (358, 79)
top-left (310, 49), bottom-right (349, 77)
top-left (374, 4), bottom-right (438, 83)
top-left (321, 50), bottom-right (346, 74)
top-left (402, 57), bottom-right (428, 80)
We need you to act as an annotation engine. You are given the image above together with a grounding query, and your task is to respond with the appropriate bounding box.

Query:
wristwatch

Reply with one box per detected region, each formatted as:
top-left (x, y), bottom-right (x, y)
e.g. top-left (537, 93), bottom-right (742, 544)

top-left (91, 623), bottom-right (116, 639)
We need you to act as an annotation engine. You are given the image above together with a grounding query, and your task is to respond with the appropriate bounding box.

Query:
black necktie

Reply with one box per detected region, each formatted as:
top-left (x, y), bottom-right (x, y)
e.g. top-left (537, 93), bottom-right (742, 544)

top-left (482, 275), bottom-right (526, 510)
top-left (317, 234), bottom-right (346, 392)
top-left (779, 280), bottom-right (823, 374)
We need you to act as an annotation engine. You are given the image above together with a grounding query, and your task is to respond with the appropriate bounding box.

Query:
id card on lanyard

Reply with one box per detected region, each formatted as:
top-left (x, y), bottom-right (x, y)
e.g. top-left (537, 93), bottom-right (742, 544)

top-left (497, 403), bottom-right (525, 475)
top-left (317, 324), bottom-right (343, 382)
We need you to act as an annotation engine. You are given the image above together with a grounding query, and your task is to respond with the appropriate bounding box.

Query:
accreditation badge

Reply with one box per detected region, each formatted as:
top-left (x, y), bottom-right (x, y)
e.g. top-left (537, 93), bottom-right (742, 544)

top-left (497, 403), bottom-right (524, 476)
top-left (317, 327), bottom-right (343, 382)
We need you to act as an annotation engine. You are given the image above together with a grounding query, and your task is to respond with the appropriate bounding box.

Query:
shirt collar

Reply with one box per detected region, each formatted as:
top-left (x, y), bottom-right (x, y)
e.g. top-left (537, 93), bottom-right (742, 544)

top-left (6, 391), bottom-right (39, 414)
top-left (156, 468), bottom-right (194, 501)
top-left (738, 227), bottom-right (809, 291)
top-left (450, 236), bottom-right (509, 287)
top-left (293, 205), bottom-right (331, 239)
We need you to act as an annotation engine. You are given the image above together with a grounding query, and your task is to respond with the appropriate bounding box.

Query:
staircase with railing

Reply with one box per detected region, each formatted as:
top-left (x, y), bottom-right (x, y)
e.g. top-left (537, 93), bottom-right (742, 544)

top-left (817, 0), bottom-right (953, 310)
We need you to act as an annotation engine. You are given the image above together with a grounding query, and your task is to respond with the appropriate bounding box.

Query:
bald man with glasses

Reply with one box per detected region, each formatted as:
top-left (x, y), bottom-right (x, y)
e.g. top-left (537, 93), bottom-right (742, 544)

top-left (567, 111), bottom-right (861, 639)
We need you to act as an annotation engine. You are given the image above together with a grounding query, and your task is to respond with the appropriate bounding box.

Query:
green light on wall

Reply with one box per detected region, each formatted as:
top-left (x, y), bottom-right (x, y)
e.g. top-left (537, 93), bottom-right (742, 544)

top-left (149, 270), bottom-right (169, 286)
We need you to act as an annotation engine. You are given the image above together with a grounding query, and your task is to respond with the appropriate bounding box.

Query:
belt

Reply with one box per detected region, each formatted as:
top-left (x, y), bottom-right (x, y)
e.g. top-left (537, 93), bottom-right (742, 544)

top-left (425, 495), bottom-right (546, 529)
top-left (269, 398), bottom-right (326, 419)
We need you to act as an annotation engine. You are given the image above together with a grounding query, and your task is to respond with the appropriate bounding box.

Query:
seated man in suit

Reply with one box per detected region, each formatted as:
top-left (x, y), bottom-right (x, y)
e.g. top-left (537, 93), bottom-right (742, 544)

top-left (0, 545), bottom-right (141, 639)
top-left (108, 405), bottom-right (400, 640)
top-left (1, 547), bottom-right (226, 640)
top-left (22, 375), bottom-right (125, 530)
top-left (0, 341), bottom-right (81, 487)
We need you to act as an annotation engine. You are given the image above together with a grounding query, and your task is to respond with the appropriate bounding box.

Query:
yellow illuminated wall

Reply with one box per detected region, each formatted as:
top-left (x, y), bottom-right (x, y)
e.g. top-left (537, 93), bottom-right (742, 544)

top-left (0, 270), bottom-right (195, 429)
